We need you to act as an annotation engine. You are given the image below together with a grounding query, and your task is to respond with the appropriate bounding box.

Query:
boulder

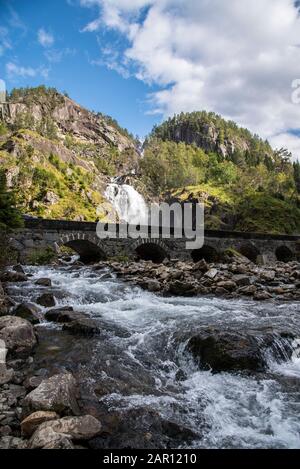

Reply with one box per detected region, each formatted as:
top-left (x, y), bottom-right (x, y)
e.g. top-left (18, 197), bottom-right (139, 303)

top-left (237, 285), bottom-right (257, 296)
top-left (12, 264), bottom-right (26, 274)
top-left (21, 411), bottom-right (59, 437)
top-left (216, 280), bottom-right (237, 291)
top-left (143, 279), bottom-right (161, 292)
top-left (35, 415), bottom-right (101, 440)
top-left (0, 436), bottom-right (28, 449)
top-left (260, 270), bottom-right (276, 282)
top-left (45, 309), bottom-right (86, 323)
top-left (187, 329), bottom-right (266, 372)
top-left (167, 280), bottom-right (197, 296)
top-left (0, 316), bottom-right (37, 357)
top-left (13, 302), bottom-right (41, 324)
top-left (29, 427), bottom-right (74, 449)
top-left (23, 373), bottom-right (80, 416)
top-left (232, 274), bottom-right (251, 287)
top-left (192, 259), bottom-right (208, 272)
top-left (0, 271), bottom-right (27, 283)
top-left (62, 318), bottom-right (101, 336)
top-left (204, 268), bottom-right (219, 280)
top-left (36, 293), bottom-right (56, 307)
top-left (35, 278), bottom-right (52, 287)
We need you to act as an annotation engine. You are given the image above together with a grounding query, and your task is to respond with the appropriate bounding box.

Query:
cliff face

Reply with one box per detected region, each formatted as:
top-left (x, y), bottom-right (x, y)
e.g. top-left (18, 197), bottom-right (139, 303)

top-left (150, 111), bottom-right (274, 162)
top-left (0, 86), bottom-right (140, 221)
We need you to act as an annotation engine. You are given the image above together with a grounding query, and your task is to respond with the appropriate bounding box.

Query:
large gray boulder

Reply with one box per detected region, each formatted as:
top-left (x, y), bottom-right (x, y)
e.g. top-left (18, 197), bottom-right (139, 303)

top-left (0, 316), bottom-right (37, 357)
top-left (23, 373), bottom-right (80, 416)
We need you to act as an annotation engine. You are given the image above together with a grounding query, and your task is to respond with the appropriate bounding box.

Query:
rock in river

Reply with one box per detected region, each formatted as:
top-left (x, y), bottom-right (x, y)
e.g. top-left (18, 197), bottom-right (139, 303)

top-left (13, 302), bottom-right (41, 324)
top-left (186, 328), bottom-right (266, 372)
top-left (0, 316), bottom-right (37, 357)
top-left (23, 372), bottom-right (80, 416)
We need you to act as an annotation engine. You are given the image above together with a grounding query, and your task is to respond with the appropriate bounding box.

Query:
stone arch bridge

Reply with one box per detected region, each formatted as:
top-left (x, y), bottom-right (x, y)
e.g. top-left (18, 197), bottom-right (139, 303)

top-left (11, 218), bottom-right (300, 265)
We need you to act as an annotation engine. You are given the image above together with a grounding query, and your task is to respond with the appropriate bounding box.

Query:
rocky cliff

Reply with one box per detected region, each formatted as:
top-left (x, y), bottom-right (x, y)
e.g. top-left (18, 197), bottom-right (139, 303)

top-left (0, 86), bottom-right (140, 221)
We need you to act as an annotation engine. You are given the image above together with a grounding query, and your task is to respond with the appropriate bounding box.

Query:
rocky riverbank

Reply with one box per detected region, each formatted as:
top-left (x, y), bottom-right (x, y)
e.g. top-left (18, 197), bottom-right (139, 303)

top-left (0, 270), bottom-right (103, 449)
top-left (105, 253), bottom-right (300, 302)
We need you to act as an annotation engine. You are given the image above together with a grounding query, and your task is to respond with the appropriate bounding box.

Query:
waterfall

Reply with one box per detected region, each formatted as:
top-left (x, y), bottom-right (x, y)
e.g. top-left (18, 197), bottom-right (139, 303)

top-left (105, 180), bottom-right (149, 225)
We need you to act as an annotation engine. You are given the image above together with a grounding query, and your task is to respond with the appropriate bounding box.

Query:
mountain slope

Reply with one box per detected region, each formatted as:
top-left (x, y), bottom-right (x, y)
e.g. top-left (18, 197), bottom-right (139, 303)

top-left (0, 86), bottom-right (140, 220)
top-left (142, 112), bottom-right (300, 234)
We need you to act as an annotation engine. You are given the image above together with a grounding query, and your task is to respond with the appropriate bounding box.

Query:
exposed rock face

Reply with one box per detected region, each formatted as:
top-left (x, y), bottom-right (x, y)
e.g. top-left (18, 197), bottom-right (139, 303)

top-left (23, 373), bottom-right (80, 416)
top-left (0, 316), bottom-right (37, 357)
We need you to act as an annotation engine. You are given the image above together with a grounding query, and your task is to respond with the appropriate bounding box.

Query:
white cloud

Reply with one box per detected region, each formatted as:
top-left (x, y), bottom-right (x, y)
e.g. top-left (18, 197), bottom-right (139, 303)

top-left (0, 26), bottom-right (12, 56)
top-left (38, 28), bottom-right (54, 47)
top-left (6, 62), bottom-right (50, 80)
top-left (79, 0), bottom-right (300, 157)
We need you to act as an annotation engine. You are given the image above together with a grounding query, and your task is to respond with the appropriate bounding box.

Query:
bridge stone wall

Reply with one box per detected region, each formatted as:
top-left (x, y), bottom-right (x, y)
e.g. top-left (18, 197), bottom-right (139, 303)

top-left (9, 219), bottom-right (300, 265)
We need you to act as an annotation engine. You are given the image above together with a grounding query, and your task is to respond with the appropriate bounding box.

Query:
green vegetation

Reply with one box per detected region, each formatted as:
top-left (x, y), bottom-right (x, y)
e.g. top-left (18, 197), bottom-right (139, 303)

top-left (0, 169), bottom-right (23, 230)
top-left (142, 113), bottom-right (300, 234)
top-left (25, 246), bottom-right (57, 265)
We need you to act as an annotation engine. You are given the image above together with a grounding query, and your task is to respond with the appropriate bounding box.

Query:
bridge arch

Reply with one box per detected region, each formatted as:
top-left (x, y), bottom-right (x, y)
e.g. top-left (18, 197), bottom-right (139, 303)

top-left (237, 242), bottom-right (261, 264)
top-left (131, 239), bottom-right (169, 264)
top-left (275, 245), bottom-right (294, 263)
top-left (55, 233), bottom-right (107, 263)
top-left (191, 245), bottom-right (220, 263)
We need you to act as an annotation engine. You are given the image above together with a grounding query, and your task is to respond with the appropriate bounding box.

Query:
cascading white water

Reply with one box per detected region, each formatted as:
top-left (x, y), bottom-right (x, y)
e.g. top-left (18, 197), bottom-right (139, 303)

top-left (8, 264), bottom-right (300, 449)
top-left (105, 182), bottom-right (149, 225)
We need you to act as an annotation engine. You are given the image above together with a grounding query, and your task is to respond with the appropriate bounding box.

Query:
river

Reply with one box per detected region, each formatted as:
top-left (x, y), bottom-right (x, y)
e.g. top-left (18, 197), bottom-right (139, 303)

top-left (6, 264), bottom-right (300, 449)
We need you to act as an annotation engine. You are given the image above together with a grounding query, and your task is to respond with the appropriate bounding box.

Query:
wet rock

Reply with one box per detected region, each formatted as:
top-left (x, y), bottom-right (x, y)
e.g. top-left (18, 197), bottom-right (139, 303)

top-left (0, 339), bottom-right (14, 385)
top-left (29, 426), bottom-right (74, 449)
top-left (12, 264), bottom-right (25, 274)
top-left (0, 316), bottom-right (37, 357)
top-left (35, 415), bottom-right (101, 440)
top-left (187, 329), bottom-right (266, 372)
top-left (45, 309), bottom-right (86, 323)
top-left (63, 318), bottom-right (101, 336)
top-left (35, 278), bottom-right (52, 287)
top-left (21, 411), bottom-right (59, 437)
top-left (36, 293), bottom-right (55, 307)
top-left (23, 372), bottom-right (80, 416)
top-left (0, 271), bottom-right (27, 283)
top-left (13, 302), bottom-right (41, 324)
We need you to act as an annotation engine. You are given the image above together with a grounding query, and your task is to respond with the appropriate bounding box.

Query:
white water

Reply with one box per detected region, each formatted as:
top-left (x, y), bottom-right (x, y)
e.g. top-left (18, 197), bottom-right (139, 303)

top-left (8, 265), bottom-right (300, 449)
top-left (105, 182), bottom-right (148, 225)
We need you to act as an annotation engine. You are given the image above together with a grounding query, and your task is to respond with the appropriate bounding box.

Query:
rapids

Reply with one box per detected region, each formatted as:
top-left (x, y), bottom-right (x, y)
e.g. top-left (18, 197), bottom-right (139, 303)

top-left (7, 264), bottom-right (300, 449)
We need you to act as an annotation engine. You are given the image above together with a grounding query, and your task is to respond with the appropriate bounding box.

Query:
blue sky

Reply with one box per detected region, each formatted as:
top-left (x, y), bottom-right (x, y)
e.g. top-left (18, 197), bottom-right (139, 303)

top-left (0, 0), bottom-right (160, 138)
top-left (1, 0), bottom-right (300, 155)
